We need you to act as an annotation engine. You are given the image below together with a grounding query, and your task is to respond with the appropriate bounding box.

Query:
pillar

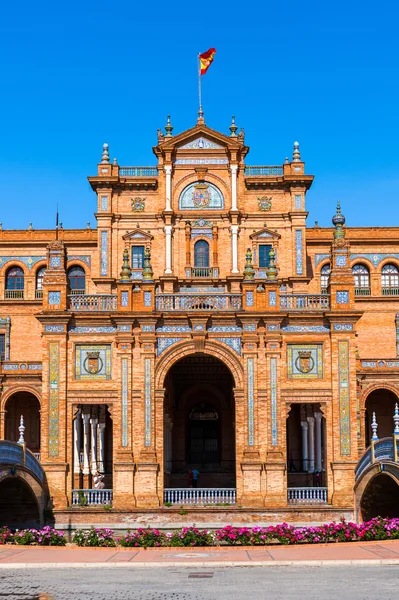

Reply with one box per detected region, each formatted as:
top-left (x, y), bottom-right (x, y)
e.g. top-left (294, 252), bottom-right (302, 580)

top-left (82, 413), bottom-right (91, 476)
top-left (315, 412), bottom-right (323, 472)
top-left (231, 225), bottom-right (239, 274)
top-left (230, 164), bottom-right (238, 211)
top-left (90, 416), bottom-right (98, 474)
top-left (164, 225), bottom-right (173, 274)
top-left (164, 165), bottom-right (172, 211)
top-left (73, 409), bottom-right (82, 475)
top-left (301, 421), bottom-right (308, 471)
top-left (98, 422), bottom-right (106, 473)
top-left (307, 416), bottom-right (315, 473)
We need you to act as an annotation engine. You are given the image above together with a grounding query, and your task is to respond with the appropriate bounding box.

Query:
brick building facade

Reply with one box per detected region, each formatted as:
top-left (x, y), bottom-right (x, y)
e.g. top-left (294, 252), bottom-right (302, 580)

top-left (1, 114), bottom-right (399, 527)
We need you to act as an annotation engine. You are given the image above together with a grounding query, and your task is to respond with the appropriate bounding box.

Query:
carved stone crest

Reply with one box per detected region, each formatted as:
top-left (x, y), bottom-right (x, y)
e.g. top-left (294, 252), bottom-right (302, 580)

top-left (131, 197), bottom-right (145, 212)
top-left (258, 196), bottom-right (272, 211)
top-left (192, 183), bottom-right (211, 208)
top-left (295, 350), bottom-right (314, 374)
top-left (84, 351), bottom-right (103, 375)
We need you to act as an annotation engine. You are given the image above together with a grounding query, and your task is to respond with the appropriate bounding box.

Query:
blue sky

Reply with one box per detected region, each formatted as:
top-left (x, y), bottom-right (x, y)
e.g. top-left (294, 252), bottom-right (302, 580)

top-left (1, 0), bottom-right (398, 230)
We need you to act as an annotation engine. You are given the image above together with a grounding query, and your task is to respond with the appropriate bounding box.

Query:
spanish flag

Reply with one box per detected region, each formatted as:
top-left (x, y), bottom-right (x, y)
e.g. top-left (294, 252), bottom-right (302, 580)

top-left (199, 48), bottom-right (216, 75)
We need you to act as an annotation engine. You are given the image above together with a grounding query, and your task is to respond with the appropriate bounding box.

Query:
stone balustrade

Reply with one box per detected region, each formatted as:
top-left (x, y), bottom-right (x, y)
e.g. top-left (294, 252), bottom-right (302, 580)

top-left (119, 167), bottom-right (158, 176)
top-left (156, 293), bottom-right (242, 312)
top-left (72, 489), bottom-right (113, 505)
top-left (287, 487), bottom-right (328, 504)
top-left (355, 437), bottom-right (397, 481)
top-left (280, 293), bottom-right (330, 311)
top-left (244, 166), bottom-right (284, 176)
top-left (0, 440), bottom-right (44, 483)
top-left (68, 294), bottom-right (117, 312)
top-left (164, 488), bottom-right (237, 505)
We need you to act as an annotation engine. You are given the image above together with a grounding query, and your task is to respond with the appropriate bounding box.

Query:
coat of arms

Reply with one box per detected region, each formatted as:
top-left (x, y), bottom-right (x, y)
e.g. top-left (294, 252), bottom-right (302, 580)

top-left (192, 183), bottom-right (211, 208)
top-left (83, 351), bottom-right (103, 375)
top-left (258, 196), bottom-right (272, 211)
top-left (295, 350), bottom-right (315, 374)
top-left (131, 197), bottom-right (145, 212)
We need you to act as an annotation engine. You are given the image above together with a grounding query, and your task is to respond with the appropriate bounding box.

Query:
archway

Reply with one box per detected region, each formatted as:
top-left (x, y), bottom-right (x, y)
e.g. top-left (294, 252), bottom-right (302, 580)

top-left (365, 389), bottom-right (397, 446)
top-left (4, 392), bottom-right (40, 453)
top-left (0, 477), bottom-right (40, 529)
top-left (164, 353), bottom-right (236, 490)
top-left (360, 473), bottom-right (399, 521)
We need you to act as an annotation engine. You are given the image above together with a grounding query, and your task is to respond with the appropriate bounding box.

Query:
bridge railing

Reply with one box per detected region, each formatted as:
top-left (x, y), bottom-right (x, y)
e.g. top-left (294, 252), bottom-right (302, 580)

top-left (0, 440), bottom-right (45, 483)
top-left (355, 437), bottom-right (397, 480)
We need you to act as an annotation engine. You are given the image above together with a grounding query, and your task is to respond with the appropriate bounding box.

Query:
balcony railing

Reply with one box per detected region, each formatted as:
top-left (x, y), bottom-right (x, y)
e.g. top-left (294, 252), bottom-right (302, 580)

top-left (244, 166), bottom-right (284, 176)
top-left (355, 288), bottom-right (371, 296)
top-left (287, 487), bottom-right (327, 504)
top-left (68, 294), bottom-right (117, 311)
top-left (191, 267), bottom-right (212, 278)
top-left (70, 289), bottom-right (86, 295)
top-left (164, 488), bottom-right (236, 505)
top-left (35, 289), bottom-right (43, 299)
top-left (4, 290), bottom-right (24, 299)
top-left (156, 293), bottom-right (242, 312)
top-left (280, 293), bottom-right (330, 311)
top-left (119, 167), bottom-right (158, 177)
top-left (72, 489), bottom-right (113, 506)
top-left (382, 288), bottom-right (399, 296)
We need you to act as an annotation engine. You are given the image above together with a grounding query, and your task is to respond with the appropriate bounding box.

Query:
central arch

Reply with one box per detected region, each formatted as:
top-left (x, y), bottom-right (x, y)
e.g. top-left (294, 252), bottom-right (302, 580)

top-left (360, 472), bottom-right (399, 521)
top-left (0, 476), bottom-right (41, 529)
top-left (162, 351), bottom-right (237, 490)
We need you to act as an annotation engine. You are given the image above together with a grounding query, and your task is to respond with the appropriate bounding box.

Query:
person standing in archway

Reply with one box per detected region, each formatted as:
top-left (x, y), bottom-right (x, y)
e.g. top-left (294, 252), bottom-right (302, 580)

top-left (192, 467), bottom-right (200, 488)
top-left (188, 468), bottom-right (193, 488)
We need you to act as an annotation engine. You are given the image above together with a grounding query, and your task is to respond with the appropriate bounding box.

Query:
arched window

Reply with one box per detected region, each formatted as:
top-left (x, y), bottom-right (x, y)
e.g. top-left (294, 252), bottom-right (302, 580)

top-left (68, 266), bottom-right (86, 294)
top-left (5, 267), bottom-right (24, 299)
top-left (194, 240), bottom-right (210, 268)
top-left (352, 264), bottom-right (370, 295)
top-left (320, 264), bottom-right (330, 293)
top-left (35, 267), bottom-right (46, 298)
top-left (382, 264), bottom-right (399, 295)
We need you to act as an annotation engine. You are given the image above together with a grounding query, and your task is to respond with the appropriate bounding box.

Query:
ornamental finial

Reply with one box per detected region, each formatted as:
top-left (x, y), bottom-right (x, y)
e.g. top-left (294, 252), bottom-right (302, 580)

top-left (120, 248), bottom-right (131, 281)
top-left (229, 116), bottom-right (238, 137)
top-left (165, 115), bottom-right (174, 137)
top-left (266, 248), bottom-right (278, 280)
top-left (18, 415), bottom-right (25, 445)
top-left (101, 143), bottom-right (110, 164)
top-left (394, 403), bottom-right (399, 435)
top-left (243, 248), bottom-right (255, 280)
top-left (332, 201), bottom-right (346, 239)
top-left (142, 247), bottom-right (154, 281)
top-left (293, 141), bottom-right (301, 162)
top-left (197, 106), bottom-right (205, 124)
top-left (371, 411), bottom-right (379, 442)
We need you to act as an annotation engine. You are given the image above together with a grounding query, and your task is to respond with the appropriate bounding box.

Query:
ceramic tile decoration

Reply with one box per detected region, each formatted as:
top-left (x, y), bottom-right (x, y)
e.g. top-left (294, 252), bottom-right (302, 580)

top-left (338, 340), bottom-right (351, 455)
top-left (50, 256), bottom-right (61, 268)
top-left (48, 291), bottom-right (61, 305)
top-left (287, 344), bottom-right (323, 379)
top-left (121, 291), bottom-right (129, 307)
top-left (179, 181), bottom-right (224, 210)
top-left (144, 358), bottom-right (151, 446)
top-left (295, 230), bottom-right (303, 275)
top-left (243, 324), bottom-right (256, 331)
top-left (69, 326), bottom-right (116, 333)
top-left (350, 253), bottom-right (399, 267)
top-left (270, 357), bottom-right (278, 446)
top-left (101, 231), bottom-right (108, 276)
top-left (247, 358), bottom-right (254, 446)
top-left (216, 337), bottom-right (241, 355)
top-left (333, 324), bottom-right (353, 331)
top-left (295, 194), bottom-right (302, 209)
top-left (121, 358), bottom-right (128, 447)
top-left (269, 291), bottom-right (277, 307)
top-left (144, 291), bottom-right (152, 306)
top-left (179, 137), bottom-right (223, 149)
top-left (156, 325), bottom-right (189, 332)
top-left (75, 344), bottom-right (111, 380)
top-left (0, 256), bottom-right (45, 269)
top-left (48, 342), bottom-right (60, 457)
top-left (336, 255), bottom-right (347, 267)
top-left (118, 325), bottom-right (131, 332)
top-left (67, 255), bottom-right (91, 267)
top-left (267, 324), bottom-right (279, 331)
top-left (101, 195), bottom-right (108, 211)
top-left (44, 325), bottom-right (65, 333)
top-left (314, 254), bottom-right (330, 266)
top-left (336, 291), bottom-right (349, 304)
top-left (246, 291), bottom-right (254, 307)
top-left (157, 337), bottom-right (182, 355)
top-left (281, 325), bottom-right (329, 333)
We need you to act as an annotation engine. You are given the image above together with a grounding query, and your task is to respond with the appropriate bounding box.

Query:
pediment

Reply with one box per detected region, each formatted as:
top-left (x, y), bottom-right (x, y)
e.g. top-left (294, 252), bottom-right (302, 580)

top-left (122, 229), bottom-right (153, 241)
top-left (250, 227), bottom-right (281, 240)
top-left (178, 137), bottom-right (224, 150)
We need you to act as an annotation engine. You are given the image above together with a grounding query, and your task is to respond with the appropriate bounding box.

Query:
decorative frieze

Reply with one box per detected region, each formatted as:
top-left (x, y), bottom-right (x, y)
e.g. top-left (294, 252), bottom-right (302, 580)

top-left (267, 324), bottom-right (279, 331)
top-left (209, 325), bottom-right (242, 332)
top-left (333, 324), bottom-right (353, 331)
top-left (69, 326), bottom-right (116, 333)
top-left (156, 325), bottom-right (189, 332)
top-left (0, 256), bottom-right (45, 269)
top-left (281, 325), bottom-right (329, 333)
top-left (338, 340), bottom-right (351, 456)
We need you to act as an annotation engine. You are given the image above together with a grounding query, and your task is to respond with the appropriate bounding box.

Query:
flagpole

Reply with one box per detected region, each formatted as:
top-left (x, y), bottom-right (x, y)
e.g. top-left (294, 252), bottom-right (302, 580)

top-left (197, 53), bottom-right (203, 120)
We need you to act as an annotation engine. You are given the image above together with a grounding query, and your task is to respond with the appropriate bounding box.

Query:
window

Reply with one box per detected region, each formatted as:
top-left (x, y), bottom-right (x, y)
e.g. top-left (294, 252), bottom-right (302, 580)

top-left (0, 334), bottom-right (5, 361)
top-left (36, 267), bottom-right (46, 291)
top-left (131, 246), bottom-right (145, 269)
top-left (352, 264), bottom-right (370, 292)
top-left (6, 267), bottom-right (24, 290)
top-left (194, 240), bottom-right (209, 268)
top-left (259, 244), bottom-right (272, 268)
top-left (68, 266), bottom-right (86, 293)
top-left (320, 264), bottom-right (331, 293)
top-left (382, 264), bottom-right (399, 293)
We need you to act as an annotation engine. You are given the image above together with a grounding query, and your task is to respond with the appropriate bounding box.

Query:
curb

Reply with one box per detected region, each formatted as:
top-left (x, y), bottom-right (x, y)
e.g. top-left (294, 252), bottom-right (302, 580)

top-left (1, 559), bottom-right (399, 568)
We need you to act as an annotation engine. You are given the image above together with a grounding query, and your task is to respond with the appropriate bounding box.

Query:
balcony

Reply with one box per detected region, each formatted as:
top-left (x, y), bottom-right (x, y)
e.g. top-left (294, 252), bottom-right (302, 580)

top-left (119, 167), bottom-right (158, 177)
top-left (68, 294), bottom-right (117, 312)
top-left (164, 488), bottom-right (236, 505)
top-left (156, 293), bottom-right (242, 312)
top-left (355, 288), bottom-right (371, 296)
top-left (244, 166), bottom-right (284, 176)
top-left (72, 489), bottom-right (113, 506)
top-left (191, 267), bottom-right (212, 278)
top-left (4, 290), bottom-right (24, 300)
top-left (280, 293), bottom-right (330, 311)
top-left (382, 287), bottom-right (399, 296)
top-left (287, 487), bottom-right (327, 504)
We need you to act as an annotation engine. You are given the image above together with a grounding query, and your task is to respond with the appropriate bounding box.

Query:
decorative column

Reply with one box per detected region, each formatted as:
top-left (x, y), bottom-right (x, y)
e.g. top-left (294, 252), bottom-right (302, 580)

top-left (231, 225), bottom-right (239, 274)
top-left (185, 221), bottom-right (191, 269)
top-left (164, 165), bottom-right (172, 211)
top-left (301, 421), bottom-right (309, 471)
top-left (82, 413), bottom-right (91, 475)
top-left (73, 409), bottom-right (82, 475)
top-left (90, 416), bottom-right (98, 474)
top-left (98, 422), bottom-right (106, 473)
top-left (314, 412), bottom-right (323, 472)
top-left (212, 224), bottom-right (218, 269)
top-left (307, 416), bottom-right (315, 473)
top-left (164, 225), bottom-right (173, 274)
top-left (230, 164), bottom-right (238, 211)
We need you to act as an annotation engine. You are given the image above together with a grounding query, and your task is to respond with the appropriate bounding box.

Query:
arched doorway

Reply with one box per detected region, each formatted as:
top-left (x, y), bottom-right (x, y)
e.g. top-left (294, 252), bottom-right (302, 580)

top-left (365, 389), bottom-right (397, 446)
top-left (360, 473), bottom-right (399, 521)
top-left (164, 353), bottom-right (236, 490)
top-left (0, 477), bottom-right (40, 529)
top-left (4, 392), bottom-right (40, 453)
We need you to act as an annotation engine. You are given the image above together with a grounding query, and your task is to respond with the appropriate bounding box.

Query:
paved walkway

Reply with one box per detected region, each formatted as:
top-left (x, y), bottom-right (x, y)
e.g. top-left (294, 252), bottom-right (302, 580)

top-left (1, 540), bottom-right (399, 567)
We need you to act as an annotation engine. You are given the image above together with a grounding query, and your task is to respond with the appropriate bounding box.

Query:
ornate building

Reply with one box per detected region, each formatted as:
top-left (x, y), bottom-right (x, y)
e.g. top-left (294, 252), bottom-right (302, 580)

top-left (1, 113), bottom-right (399, 528)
